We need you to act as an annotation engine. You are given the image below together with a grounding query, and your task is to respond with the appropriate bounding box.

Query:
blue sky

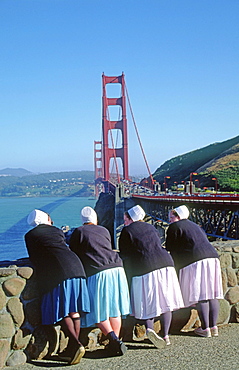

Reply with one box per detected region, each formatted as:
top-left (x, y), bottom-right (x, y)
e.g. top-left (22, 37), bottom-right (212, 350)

top-left (1, 0), bottom-right (238, 177)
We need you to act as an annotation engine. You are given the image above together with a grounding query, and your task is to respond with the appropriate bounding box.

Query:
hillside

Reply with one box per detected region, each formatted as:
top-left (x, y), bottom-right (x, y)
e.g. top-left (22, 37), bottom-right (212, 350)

top-left (0, 168), bottom-right (33, 177)
top-left (0, 170), bottom-right (95, 197)
top-left (153, 135), bottom-right (239, 191)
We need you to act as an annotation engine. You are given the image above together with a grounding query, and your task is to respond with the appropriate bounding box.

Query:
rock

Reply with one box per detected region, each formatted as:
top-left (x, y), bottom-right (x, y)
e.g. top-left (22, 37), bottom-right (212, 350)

top-left (25, 299), bottom-right (41, 327)
top-left (0, 268), bottom-right (16, 277)
top-left (87, 328), bottom-right (102, 351)
top-left (217, 299), bottom-right (231, 324)
top-left (225, 286), bottom-right (239, 305)
top-left (224, 246), bottom-right (233, 252)
top-left (26, 326), bottom-right (49, 360)
top-left (226, 267), bottom-right (237, 287)
top-left (3, 277), bottom-right (26, 296)
top-left (221, 270), bottom-right (228, 294)
top-left (21, 277), bottom-right (39, 300)
top-left (219, 254), bottom-right (232, 268)
top-left (12, 328), bottom-right (32, 350)
top-left (234, 302), bottom-right (239, 323)
top-left (233, 246), bottom-right (239, 253)
top-left (43, 325), bottom-right (60, 357)
top-left (181, 309), bottom-right (199, 331)
top-left (171, 307), bottom-right (192, 334)
top-left (7, 297), bottom-right (25, 327)
top-left (232, 254), bottom-right (239, 269)
top-left (6, 350), bottom-right (27, 367)
top-left (0, 285), bottom-right (6, 310)
top-left (0, 313), bottom-right (15, 338)
top-left (17, 267), bottom-right (33, 279)
top-left (58, 329), bottom-right (68, 353)
top-left (0, 339), bottom-right (10, 368)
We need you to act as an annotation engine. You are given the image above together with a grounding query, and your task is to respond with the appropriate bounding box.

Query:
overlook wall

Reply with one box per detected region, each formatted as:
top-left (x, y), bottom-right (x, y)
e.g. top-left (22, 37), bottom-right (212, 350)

top-left (0, 241), bottom-right (239, 367)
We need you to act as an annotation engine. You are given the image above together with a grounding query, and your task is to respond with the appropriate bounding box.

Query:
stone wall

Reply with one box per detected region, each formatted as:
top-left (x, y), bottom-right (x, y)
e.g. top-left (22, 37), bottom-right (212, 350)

top-left (0, 241), bottom-right (239, 367)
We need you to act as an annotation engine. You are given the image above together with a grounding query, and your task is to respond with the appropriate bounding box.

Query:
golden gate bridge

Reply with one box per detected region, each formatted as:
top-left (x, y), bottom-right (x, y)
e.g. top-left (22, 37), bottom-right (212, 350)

top-left (94, 73), bottom-right (239, 241)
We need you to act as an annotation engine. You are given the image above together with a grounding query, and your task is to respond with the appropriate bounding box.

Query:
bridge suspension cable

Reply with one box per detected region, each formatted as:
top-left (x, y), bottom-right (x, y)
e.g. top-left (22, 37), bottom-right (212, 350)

top-left (125, 83), bottom-right (154, 186)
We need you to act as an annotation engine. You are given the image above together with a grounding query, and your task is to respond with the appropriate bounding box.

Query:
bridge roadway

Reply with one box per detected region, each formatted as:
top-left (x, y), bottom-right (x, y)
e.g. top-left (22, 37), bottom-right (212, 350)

top-left (130, 193), bottom-right (239, 240)
top-left (113, 182), bottom-right (239, 240)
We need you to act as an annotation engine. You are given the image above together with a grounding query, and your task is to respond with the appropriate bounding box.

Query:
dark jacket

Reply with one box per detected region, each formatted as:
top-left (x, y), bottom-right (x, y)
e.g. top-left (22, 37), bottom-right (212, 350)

top-left (69, 224), bottom-right (123, 277)
top-left (119, 221), bottom-right (174, 281)
top-left (165, 219), bottom-right (219, 270)
top-left (25, 224), bottom-right (86, 295)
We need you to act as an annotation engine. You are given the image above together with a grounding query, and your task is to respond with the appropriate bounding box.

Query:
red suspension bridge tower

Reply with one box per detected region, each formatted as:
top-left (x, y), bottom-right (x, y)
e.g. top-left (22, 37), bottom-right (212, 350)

top-left (94, 73), bottom-right (130, 184)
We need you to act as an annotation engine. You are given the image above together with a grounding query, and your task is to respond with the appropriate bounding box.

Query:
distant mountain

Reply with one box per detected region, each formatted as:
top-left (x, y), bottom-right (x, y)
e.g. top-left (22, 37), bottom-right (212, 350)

top-left (153, 135), bottom-right (239, 191)
top-left (0, 168), bottom-right (34, 177)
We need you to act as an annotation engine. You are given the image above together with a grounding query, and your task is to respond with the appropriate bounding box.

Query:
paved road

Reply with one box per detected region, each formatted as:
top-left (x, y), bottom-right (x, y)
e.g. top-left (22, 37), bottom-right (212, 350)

top-left (8, 324), bottom-right (239, 370)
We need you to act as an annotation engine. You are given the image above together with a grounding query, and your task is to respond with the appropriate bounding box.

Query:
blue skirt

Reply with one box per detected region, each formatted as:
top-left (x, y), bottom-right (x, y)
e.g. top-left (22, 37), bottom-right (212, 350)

top-left (81, 267), bottom-right (130, 328)
top-left (41, 277), bottom-right (90, 325)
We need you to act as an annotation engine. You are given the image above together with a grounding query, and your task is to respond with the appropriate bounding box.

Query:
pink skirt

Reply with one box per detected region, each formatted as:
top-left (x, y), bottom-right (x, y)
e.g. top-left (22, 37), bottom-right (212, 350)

top-left (179, 257), bottom-right (224, 307)
top-left (130, 266), bottom-right (184, 320)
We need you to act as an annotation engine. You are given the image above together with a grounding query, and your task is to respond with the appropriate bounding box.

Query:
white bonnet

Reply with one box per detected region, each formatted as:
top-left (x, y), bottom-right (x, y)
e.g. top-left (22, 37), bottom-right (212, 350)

top-left (128, 205), bottom-right (145, 222)
top-left (174, 205), bottom-right (190, 220)
top-left (81, 206), bottom-right (97, 224)
top-left (27, 209), bottom-right (49, 226)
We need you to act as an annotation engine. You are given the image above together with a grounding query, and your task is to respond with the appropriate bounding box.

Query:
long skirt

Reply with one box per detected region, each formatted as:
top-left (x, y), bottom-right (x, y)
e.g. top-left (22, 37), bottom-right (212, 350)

top-left (179, 257), bottom-right (224, 307)
top-left (81, 267), bottom-right (130, 328)
top-left (41, 277), bottom-right (90, 325)
top-left (130, 266), bottom-right (184, 320)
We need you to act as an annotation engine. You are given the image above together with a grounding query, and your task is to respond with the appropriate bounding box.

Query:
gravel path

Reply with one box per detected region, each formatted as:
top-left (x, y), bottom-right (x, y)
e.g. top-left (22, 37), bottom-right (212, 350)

top-left (7, 324), bottom-right (239, 370)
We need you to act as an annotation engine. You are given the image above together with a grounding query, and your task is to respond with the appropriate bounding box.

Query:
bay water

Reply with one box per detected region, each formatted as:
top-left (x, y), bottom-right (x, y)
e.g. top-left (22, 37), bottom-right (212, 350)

top-left (0, 196), bottom-right (96, 262)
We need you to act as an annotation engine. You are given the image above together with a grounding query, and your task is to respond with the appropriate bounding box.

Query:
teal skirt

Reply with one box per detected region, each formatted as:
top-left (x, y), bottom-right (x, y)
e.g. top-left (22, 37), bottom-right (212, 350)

top-left (81, 267), bottom-right (130, 328)
top-left (41, 277), bottom-right (90, 325)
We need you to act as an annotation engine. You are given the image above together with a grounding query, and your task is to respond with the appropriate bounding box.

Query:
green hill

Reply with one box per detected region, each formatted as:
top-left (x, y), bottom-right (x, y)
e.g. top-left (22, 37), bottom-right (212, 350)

top-left (153, 135), bottom-right (239, 191)
top-left (0, 170), bottom-right (95, 197)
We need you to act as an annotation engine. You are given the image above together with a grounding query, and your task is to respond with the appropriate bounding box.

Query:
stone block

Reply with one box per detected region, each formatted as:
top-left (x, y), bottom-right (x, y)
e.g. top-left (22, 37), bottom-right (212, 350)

top-left (217, 299), bottom-right (231, 325)
top-left (221, 270), bottom-right (228, 293)
top-left (3, 277), bottom-right (26, 296)
top-left (6, 350), bottom-right (27, 367)
top-left (25, 299), bottom-right (41, 327)
top-left (0, 285), bottom-right (6, 310)
top-left (233, 246), bottom-right (239, 253)
top-left (7, 297), bottom-right (25, 327)
top-left (12, 328), bottom-right (32, 350)
top-left (26, 326), bottom-right (49, 360)
top-left (181, 309), bottom-right (199, 331)
top-left (17, 267), bottom-right (33, 279)
top-left (235, 302), bottom-right (239, 323)
top-left (226, 267), bottom-right (237, 287)
top-left (225, 286), bottom-right (239, 305)
top-left (219, 253), bottom-right (232, 268)
top-left (0, 268), bottom-right (16, 277)
top-left (0, 313), bottom-right (15, 338)
top-left (0, 339), bottom-right (10, 368)
top-left (232, 254), bottom-right (239, 269)
top-left (171, 307), bottom-right (192, 334)
top-left (21, 277), bottom-right (39, 300)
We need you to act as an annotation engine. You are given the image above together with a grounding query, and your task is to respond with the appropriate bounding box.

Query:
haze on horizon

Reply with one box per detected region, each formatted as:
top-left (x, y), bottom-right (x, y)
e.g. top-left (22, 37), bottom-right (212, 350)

top-left (1, 1), bottom-right (238, 176)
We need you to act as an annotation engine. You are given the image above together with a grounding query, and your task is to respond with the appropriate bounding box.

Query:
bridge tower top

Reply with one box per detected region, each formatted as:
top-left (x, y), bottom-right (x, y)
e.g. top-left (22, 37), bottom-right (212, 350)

top-left (99, 73), bottom-right (129, 182)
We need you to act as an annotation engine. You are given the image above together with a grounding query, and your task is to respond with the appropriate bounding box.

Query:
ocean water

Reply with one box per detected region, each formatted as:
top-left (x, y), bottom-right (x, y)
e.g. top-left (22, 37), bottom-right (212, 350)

top-left (0, 196), bottom-right (96, 262)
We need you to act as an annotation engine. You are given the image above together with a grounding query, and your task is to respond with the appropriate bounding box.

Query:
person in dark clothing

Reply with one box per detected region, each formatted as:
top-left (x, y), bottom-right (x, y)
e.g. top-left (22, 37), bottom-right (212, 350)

top-left (25, 209), bottom-right (90, 365)
top-left (165, 205), bottom-right (223, 338)
top-left (69, 206), bottom-right (130, 357)
top-left (119, 205), bottom-right (184, 347)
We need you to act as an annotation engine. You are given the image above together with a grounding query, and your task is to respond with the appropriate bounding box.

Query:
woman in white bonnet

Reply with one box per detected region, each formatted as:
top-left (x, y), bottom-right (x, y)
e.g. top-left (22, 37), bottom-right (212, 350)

top-left (69, 206), bottom-right (130, 357)
top-left (25, 209), bottom-right (90, 365)
top-left (166, 205), bottom-right (223, 338)
top-left (119, 205), bottom-right (184, 347)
